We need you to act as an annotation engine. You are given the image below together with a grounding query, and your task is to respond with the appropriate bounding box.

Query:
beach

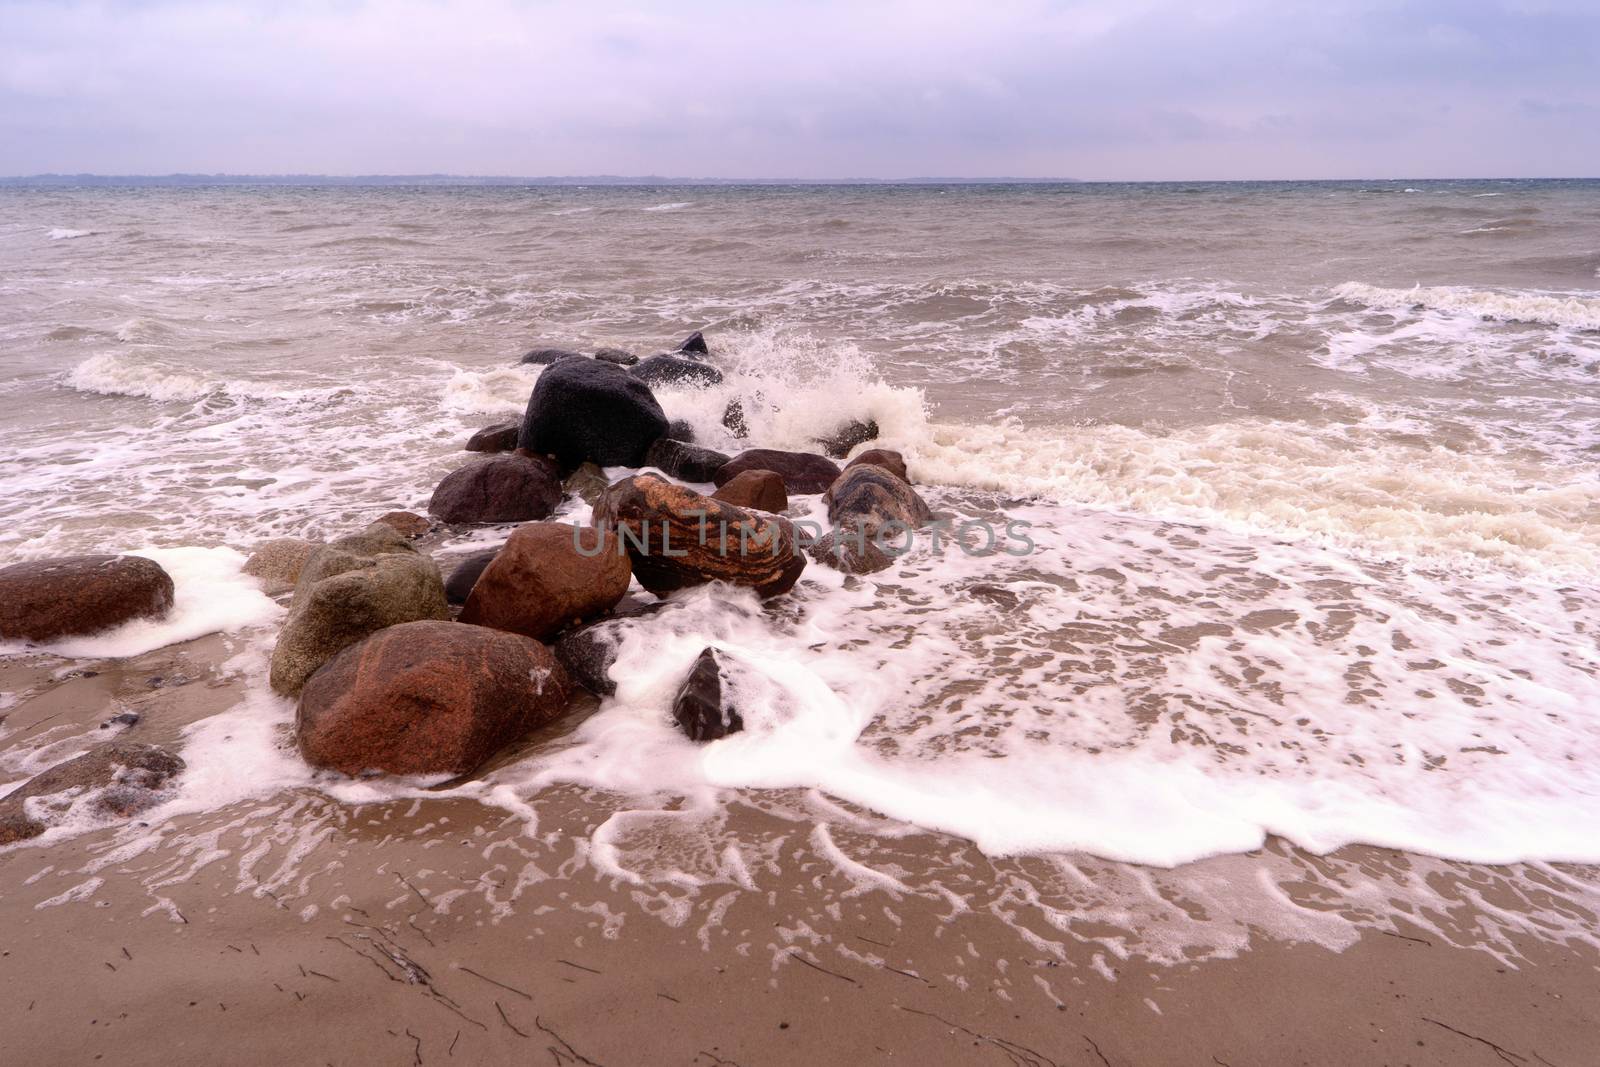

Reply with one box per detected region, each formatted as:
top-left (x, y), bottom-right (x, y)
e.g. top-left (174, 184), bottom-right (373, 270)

top-left (2, 180), bottom-right (1599, 1063)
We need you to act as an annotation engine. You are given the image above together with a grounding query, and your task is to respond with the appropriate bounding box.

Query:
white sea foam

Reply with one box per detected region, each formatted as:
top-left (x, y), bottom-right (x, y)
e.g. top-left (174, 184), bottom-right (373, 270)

top-left (48, 228), bottom-right (94, 241)
top-left (1333, 281), bottom-right (1600, 331)
top-left (643, 201), bottom-right (693, 212)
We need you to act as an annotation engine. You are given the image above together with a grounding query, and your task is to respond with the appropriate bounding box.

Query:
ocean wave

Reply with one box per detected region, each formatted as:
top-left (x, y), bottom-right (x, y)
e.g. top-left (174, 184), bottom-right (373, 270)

top-left (62, 352), bottom-right (339, 404)
top-left (47, 228), bottom-right (94, 241)
top-left (1333, 282), bottom-right (1600, 331)
top-left (643, 202), bottom-right (693, 212)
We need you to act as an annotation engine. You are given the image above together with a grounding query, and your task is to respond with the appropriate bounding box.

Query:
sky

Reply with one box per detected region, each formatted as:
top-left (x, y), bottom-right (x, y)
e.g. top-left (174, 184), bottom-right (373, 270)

top-left (1, 0), bottom-right (1597, 180)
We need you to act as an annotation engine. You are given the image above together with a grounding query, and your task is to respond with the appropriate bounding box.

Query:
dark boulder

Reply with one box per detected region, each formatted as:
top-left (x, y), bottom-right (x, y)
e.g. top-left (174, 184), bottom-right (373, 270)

top-left (0, 742), bottom-right (184, 845)
top-left (721, 399), bottom-right (750, 439)
top-left (677, 330), bottom-right (709, 357)
top-left (712, 470), bottom-right (787, 513)
top-left (666, 418), bottom-right (696, 442)
top-left (460, 522), bottom-right (631, 640)
top-left (592, 474), bottom-right (806, 598)
top-left (823, 463), bottom-right (932, 536)
top-left (714, 449), bottom-right (841, 495)
top-left (443, 547), bottom-right (503, 605)
top-left (672, 648), bottom-right (742, 741)
top-left (427, 452), bottom-right (563, 525)
top-left (593, 347), bottom-right (639, 366)
top-left (518, 357), bottom-right (669, 470)
top-left (465, 421), bottom-right (520, 453)
top-left (0, 555), bottom-right (174, 644)
top-left (816, 419), bottom-right (879, 459)
top-left (632, 354), bottom-right (724, 389)
top-left (644, 437), bottom-right (730, 483)
top-left (519, 347), bottom-right (584, 366)
top-left (845, 448), bottom-right (909, 483)
top-left (296, 620), bottom-right (572, 777)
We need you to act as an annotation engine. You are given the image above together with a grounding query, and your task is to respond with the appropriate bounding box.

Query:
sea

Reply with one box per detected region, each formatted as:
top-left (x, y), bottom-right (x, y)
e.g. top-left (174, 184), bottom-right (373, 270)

top-left (2, 179), bottom-right (1598, 962)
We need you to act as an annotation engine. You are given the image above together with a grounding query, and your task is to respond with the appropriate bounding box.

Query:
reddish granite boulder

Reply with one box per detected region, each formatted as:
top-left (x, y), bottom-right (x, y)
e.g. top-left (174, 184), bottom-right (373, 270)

top-left (460, 522), bottom-right (631, 640)
top-left (593, 474), bottom-right (805, 598)
top-left (713, 449), bottom-right (840, 495)
top-left (845, 448), bottom-right (910, 483)
top-left (427, 452), bottom-right (563, 525)
top-left (711, 470), bottom-right (787, 514)
top-left (296, 620), bottom-right (572, 776)
top-left (0, 555), bottom-right (174, 644)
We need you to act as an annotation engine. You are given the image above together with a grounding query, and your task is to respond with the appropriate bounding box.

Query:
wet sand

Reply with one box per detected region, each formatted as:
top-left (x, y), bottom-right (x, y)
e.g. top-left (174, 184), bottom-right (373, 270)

top-left (3, 640), bottom-right (1597, 1065)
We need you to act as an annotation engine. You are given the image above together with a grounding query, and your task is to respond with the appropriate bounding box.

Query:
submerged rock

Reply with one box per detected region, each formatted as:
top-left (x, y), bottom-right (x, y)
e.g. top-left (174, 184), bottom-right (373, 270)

top-left (665, 418), bottom-right (696, 443)
top-left (465, 420), bottom-right (521, 453)
top-left (632, 354), bottom-right (724, 388)
top-left (677, 330), bottom-right (710, 357)
top-left (373, 510), bottom-right (431, 539)
top-left (593, 346), bottom-right (640, 366)
top-left (296, 620), bottom-right (571, 777)
top-left (823, 462), bottom-right (932, 536)
top-left (443, 546), bottom-right (503, 605)
top-left (807, 530), bottom-right (894, 575)
top-left (816, 419), bottom-right (879, 458)
top-left (644, 437), bottom-right (730, 483)
top-left (845, 448), bottom-right (909, 483)
top-left (0, 742), bottom-right (184, 845)
top-left (593, 474), bottom-right (806, 598)
top-left (714, 449), bottom-right (841, 495)
top-left (562, 462), bottom-right (611, 506)
top-left (552, 598), bottom-right (664, 697)
top-left (0, 555), bottom-right (175, 644)
top-left (268, 524), bottom-right (450, 696)
top-left (427, 452), bottom-right (563, 525)
top-left (243, 538), bottom-right (321, 596)
top-left (519, 358), bottom-right (669, 471)
top-left (671, 648), bottom-right (742, 741)
top-left (721, 398), bottom-right (750, 439)
top-left (711, 469), bottom-right (787, 514)
top-left (518, 347), bottom-right (584, 366)
top-left (460, 522), bottom-right (631, 641)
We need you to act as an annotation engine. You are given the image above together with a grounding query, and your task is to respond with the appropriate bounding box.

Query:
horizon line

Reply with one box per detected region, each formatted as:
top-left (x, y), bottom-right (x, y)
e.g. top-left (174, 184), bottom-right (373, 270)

top-left (2, 173), bottom-right (1594, 186)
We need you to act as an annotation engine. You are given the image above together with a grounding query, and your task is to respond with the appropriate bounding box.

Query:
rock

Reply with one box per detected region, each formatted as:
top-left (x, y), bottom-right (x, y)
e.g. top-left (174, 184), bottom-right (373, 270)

top-left (632, 354), bottom-right (724, 389)
top-left (563, 462), bottom-right (611, 506)
top-left (443, 547), bottom-right (502, 605)
top-left (593, 347), bottom-right (639, 366)
top-left (519, 358), bottom-right (669, 471)
top-left (0, 742), bottom-right (184, 845)
top-left (243, 538), bottom-right (321, 596)
top-left (711, 470), bottom-right (787, 513)
top-left (465, 420), bottom-right (520, 453)
top-left (666, 418), bottom-right (696, 442)
top-left (807, 530), bottom-right (894, 575)
top-left (845, 448), bottom-right (909, 483)
top-left (677, 330), bottom-right (709, 357)
top-left (644, 437), bottom-right (730, 483)
top-left (102, 711), bottom-right (142, 728)
top-left (460, 522), bottom-right (631, 640)
top-left (816, 419), bottom-right (880, 458)
top-left (721, 399), bottom-right (750, 439)
top-left (552, 599), bottom-right (663, 697)
top-left (671, 648), bottom-right (742, 741)
top-left (0, 555), bottom-right (175, 644)
top-left (823, 463), bottom-right (932, 536)
top-left (427, 452), bottom-right (563, 525)
top-left (268, 525), bottom-right (450, 696)
top-left (374, 511), bottom-right (431, 539)
top-left (593, 474), bottom-right (806, 598)
top-left (296, 621), bottom-right (571, 777)
top-left (714, 449), bottom-right (841, 495)
top-left (519, 347), bottom-right (584, 366)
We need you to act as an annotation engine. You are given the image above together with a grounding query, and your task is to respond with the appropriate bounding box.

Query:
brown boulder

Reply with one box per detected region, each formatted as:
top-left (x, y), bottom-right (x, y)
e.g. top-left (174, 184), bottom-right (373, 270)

top-left (0, 555), bottom-right (174, 644)
top-left (808, 530), bottom-right (894, 575)
top-left (713, 449), bottom-right (840, 495)
top-left (846, 448), bottom-right (910, 483)
top-left (593, 474), bottom-right (805, 598)
top-left (465, 420), bottom-right (520, 453)
top-left (373, 511), bottom-right (431, 539)
top-left (0, 742), bottom-right (184, 845)
top-left (427, 452), bottom-right (563, 525)
top-left (712, 470), bottom-right (788, 514)
top-left (243, 538), bottom-right (321, 596)
top-left (296, 620), bottom-right (572, 776)
top-left (460, 522), bottom-right (632, 640)
top-left (823, 463), bottom-right (932, 537)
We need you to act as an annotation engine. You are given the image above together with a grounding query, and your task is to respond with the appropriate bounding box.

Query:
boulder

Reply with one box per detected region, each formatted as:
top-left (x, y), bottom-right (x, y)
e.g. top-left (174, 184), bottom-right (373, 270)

top-left (373, 511), bottom-right (431, 539)
top-left (677, 330), bottom-right (710, 357)
top-left (644, 437), bottom-right (730, 483)
top-left (712, 470), bottom-right (787, 514)
top-left (593, 347), bottom-right (639, 366)
top-left (460, 522), bottom-right (632, 640)
top-left (296, 621), bottom-right (572, 777)
top-left (563, 462), bottom-right (611, 506)
top-left (714, 449), bottom-right (841, 495)
top-left (823, 463), bottom-right (932, 536)
top-left (808, 530), bottom-right (894, 576)
top-left (816, 419), bottom-right (879, 458)
top-left (0, 742), bottom-right (184, 845)
top-left (632, 354), bottom-right (724, 389)
top-left (519, 358), bottom-right (669, 471)
top-left (0, 555), bottom-right (175, 644)
top-left (593, 474), bottom-right (806, 598)
top-left (846, 448), bottom-right (909, 483)
top-left (427, 452), bottom-right (563, 525)
top-left (552, 598), bottom-right (663, 697)
top-left (268, 525), bottom-right (450, 696)
top-left (519, 347), bottom-right (584, 366)
top-left (721, 399), bottom-right (750, 439)
top-left (672, 648), bottom-right (742, 741)
top-left (443, 546), bottom-right (503, 605)
top-left (666, 418), bottom-right (696, 442)
top-left (465, 420), bottom-right (520, 453)
top-left (243, 538), bottom-right (321, 596)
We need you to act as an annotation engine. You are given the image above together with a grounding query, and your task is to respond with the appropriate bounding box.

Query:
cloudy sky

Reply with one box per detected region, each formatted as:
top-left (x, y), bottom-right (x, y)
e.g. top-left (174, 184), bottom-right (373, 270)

top-left (2, 0), bottom-right (1596, 179)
